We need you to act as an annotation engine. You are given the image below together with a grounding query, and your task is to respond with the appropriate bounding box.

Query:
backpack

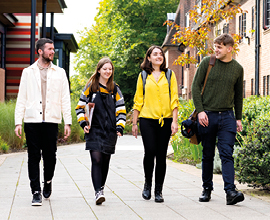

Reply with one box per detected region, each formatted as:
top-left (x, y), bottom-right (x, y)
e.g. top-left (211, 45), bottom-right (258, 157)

top-left (141, 69), bottom-right (172, 98)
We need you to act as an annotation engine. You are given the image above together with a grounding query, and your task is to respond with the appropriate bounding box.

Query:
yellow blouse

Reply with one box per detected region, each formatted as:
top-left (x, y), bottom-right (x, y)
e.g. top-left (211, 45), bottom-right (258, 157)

top-left (133, 70), bottom-right (179, 126)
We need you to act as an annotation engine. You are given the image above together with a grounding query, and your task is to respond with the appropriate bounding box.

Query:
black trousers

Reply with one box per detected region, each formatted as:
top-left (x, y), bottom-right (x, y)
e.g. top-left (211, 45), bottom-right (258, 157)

top-left (139, 118), bottom-right (172, 185)
top-left (197, 110), bottom-right (237, 192)
top-left (24, 123), bottom-right (58, 194)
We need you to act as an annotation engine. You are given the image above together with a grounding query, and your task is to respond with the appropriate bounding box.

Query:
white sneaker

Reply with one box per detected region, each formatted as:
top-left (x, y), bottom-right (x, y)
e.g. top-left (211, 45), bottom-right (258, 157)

top-left (95, 191), bottom-right (105, 205)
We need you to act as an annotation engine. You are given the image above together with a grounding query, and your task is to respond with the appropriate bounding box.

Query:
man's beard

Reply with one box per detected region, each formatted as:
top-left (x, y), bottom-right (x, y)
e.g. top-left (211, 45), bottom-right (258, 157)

top-left (42, 54), bottom-right (53, 63)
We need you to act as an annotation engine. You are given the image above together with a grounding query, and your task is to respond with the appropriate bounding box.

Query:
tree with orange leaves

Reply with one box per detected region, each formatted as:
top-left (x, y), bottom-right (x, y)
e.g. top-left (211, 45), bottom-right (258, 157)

top-left (166, 0), bottom-right (246, 66)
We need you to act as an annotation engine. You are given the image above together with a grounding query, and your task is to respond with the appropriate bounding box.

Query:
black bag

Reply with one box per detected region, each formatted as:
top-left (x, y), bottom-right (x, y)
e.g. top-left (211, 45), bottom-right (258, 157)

top-left (181, 110), bottom-right (200, 145)
top-left (181, 55), bottom-right (216, 145)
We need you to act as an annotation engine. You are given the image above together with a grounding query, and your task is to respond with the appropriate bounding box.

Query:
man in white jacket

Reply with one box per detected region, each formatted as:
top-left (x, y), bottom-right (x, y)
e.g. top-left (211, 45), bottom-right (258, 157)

top-left (14, 38), bottom-right (72, 206)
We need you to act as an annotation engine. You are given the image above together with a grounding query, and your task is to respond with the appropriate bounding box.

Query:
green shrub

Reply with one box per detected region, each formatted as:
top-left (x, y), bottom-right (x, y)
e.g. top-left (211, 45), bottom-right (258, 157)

top-left (178, 98), bottom-right (195, 124)
top-left (171, 131), bottom-right (203, 165)
top-left (235, 116), bottom-right (270, 189)
top-left (237, 96), bottom-right (270, 146)
top-left (0, 135), bottom-right (10, 153)
top-left (0, 100), bottom-right (24, 150)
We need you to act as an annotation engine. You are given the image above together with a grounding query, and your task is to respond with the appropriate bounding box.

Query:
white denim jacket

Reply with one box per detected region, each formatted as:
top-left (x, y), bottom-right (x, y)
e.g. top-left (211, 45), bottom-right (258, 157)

top-left (15, 61), bottom-right (72, 125)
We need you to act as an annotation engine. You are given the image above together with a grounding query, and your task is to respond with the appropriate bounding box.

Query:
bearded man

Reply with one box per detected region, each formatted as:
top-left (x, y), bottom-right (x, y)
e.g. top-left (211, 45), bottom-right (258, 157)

top-left (14, 38), bottom-right (72, 206)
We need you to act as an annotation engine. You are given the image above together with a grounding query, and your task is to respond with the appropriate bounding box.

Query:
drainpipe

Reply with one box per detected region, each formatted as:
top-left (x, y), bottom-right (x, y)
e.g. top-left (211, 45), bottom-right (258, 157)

top-left (30, 0), bottom-right (36, 65)
top-left (255, 0), bottom-right (260, 96)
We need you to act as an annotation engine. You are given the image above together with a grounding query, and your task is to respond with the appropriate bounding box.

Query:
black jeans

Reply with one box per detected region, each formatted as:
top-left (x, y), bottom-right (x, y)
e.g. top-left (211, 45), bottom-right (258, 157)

top-left (197, 110), bottom-right (237, 192)
top-left (139, 118), bottom-right (172, 185)
top-left (24, 123), bottom-right (58, 194)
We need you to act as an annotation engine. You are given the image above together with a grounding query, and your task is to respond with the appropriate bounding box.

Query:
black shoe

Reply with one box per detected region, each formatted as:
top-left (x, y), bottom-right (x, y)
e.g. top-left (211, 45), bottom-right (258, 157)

top-left (199, 188), bottom-right (212, 202)
top-left (154, 184), bottom-right (164, 203)
top-left (226, 190), bottom-right (244, 205)
top-left (142, 182), bottom-right (152, 200)
top-left (32, 192), bottom-right (42, 206)
top-left (43, 181), bottom-right (52, 199)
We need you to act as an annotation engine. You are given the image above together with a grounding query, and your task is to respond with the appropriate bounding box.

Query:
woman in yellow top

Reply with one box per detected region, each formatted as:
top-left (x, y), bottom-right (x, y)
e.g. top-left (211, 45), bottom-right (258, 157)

top-left (132, 45), bottom-right (178, 203)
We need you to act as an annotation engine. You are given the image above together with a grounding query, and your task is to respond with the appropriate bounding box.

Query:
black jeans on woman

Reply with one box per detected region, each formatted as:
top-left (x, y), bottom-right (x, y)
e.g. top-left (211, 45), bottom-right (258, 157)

top-left (139, 118), bottom-right (172, 186)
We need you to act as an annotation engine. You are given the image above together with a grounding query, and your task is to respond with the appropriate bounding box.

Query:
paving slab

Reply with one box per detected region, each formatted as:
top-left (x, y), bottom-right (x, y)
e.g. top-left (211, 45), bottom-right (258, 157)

top-left (0, 135), bottom-right (269, 220)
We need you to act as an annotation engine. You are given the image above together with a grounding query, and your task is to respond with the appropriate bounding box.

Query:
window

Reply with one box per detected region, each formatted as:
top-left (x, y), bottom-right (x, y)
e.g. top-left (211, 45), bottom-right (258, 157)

top-left (267, 75), bottom-right (270, 95)
top-left (181, 66), bottom-right (184, 89)
top-left (196, 0), bottom-right (202, 14)
top-left (167, 13), bottom-right (176, 34)
top-left (252, 6), bottom-right (255, 36)
top-left (251, 78), bottom-right (254, 95)
top-left (243, 80), bottom-right (246, 98)
top-left (239, 13), bottom-right (246, 42)
top-left (196, 48), bottom-right (201, 64)
top-left (263, 76), bottom-right (266, 96)
top-left (223, 23), bottom-right (229, 34)
top-left (186, 51), bottom-right (190, 68)
top-left (185, 12), bottom-right (190, 28)
top-left (263, 0), bottom-right (270, 29)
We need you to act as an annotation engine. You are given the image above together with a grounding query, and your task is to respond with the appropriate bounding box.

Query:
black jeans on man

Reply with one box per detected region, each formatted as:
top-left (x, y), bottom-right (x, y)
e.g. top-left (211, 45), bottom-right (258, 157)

top-left (197, 110), bottom-right (237, 192)
top-left (24, 122), bottom-right (58, 194)
top-left (139, 118), bottom-right (172, 185)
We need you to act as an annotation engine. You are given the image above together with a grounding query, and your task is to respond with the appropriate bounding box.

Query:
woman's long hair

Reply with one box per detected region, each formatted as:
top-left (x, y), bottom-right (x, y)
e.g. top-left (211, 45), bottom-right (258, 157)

top-left (86, 57), bottom-right (115, 92)
top-left (140, 45), bottom-right (167, 75)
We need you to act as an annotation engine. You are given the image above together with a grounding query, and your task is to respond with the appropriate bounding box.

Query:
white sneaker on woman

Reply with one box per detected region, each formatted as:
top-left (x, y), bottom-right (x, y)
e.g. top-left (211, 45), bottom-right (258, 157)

top-left (95, 190), bottom-right (105, 205)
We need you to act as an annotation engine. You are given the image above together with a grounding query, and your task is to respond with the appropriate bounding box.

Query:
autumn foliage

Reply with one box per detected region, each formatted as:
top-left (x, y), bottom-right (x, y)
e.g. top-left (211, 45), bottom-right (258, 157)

top-left (166, 0), bottom-right (246, 66)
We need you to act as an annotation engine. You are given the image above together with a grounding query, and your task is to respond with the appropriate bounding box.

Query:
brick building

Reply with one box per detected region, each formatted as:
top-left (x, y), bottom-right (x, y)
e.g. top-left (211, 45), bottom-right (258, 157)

top-left (236, 0), bottom-right (270, 97)
top-left (163, 0), bottom-right (269, 99)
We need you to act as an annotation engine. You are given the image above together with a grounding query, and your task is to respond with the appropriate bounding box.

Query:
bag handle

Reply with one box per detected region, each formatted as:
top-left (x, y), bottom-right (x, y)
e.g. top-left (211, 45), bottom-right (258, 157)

top-left (201, 54), bottom-right (216, 95)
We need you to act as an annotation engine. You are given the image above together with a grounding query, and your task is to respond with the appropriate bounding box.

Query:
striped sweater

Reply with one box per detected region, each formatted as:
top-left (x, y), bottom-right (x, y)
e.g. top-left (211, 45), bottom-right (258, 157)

top-left (75, 83), bottom-right (126, 134)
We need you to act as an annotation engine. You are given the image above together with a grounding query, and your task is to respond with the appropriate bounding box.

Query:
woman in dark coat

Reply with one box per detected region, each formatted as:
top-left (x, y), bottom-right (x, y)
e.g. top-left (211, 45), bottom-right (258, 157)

top-left (75, 57), bottom-right (126, 205)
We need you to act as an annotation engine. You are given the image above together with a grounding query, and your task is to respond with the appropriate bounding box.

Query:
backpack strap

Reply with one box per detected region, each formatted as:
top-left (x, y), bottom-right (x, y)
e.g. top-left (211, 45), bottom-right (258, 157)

top-left (141, 70), bottom-right (148, 96)
top-left (201, 55), bottom-right (216, 95)
top-left (113, 82), bottom-right (118, 103)
top-left (141, 69), bottom-right (172, 97)
top-left (165, 69), bottom-right (172, 99)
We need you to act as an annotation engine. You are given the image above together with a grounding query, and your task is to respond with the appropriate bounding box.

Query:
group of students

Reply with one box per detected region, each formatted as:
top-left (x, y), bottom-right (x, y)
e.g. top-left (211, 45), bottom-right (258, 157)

top-left (15, 33), bottom-right (245, 207)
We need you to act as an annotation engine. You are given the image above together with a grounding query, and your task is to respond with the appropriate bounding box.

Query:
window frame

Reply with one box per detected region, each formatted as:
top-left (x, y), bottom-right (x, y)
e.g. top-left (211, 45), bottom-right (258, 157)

top-left (263, 76), bottom-right (266, 96)
top-left (185, 12), bottom-right (190, 28)
top-left (186, 51), bottom-right (190, 69)
top-left (263, 0), bottom-right (270, 30)
top-left (252, 6), bottom-right (255, 36)
top-left (239, 13), bottom-right (247, 42)
top-left (267, 75), bottom-right (269, 95)
top-left (223, 23), bottom-right (229, 34)
top-left (251, 78), bottom-right (254, 95)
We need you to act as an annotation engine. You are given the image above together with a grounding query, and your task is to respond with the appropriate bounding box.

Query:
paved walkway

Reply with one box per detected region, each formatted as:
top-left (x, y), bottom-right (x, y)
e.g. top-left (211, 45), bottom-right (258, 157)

top-left (0, 135), bottom-right (269, 220)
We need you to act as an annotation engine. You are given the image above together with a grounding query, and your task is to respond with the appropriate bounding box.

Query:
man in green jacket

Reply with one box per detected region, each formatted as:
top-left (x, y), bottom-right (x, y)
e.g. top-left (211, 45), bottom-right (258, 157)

top-left (191, 33), bottom-right (244, 205)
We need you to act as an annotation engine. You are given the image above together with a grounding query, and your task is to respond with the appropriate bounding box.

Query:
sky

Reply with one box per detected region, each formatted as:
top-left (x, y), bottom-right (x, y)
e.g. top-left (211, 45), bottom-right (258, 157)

top-left (42, 0), bottom-right (101, 76)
